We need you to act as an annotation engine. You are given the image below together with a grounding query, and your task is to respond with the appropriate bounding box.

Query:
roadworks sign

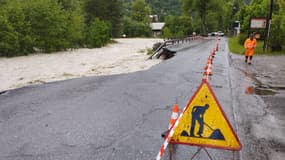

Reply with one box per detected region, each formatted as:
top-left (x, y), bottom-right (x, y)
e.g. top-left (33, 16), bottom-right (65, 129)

top-left (170, 80), bottom-right (241, 151)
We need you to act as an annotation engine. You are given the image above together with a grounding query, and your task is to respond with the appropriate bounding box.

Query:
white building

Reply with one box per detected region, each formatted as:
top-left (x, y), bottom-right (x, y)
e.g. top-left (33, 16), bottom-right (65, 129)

top-left (150, 22), bottom-right (165, 37)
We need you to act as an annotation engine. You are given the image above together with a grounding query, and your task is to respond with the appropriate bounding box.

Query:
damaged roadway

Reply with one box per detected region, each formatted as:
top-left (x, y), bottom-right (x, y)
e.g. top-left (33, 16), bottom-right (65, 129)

top-left (0, 37), bottom-right (284, 160)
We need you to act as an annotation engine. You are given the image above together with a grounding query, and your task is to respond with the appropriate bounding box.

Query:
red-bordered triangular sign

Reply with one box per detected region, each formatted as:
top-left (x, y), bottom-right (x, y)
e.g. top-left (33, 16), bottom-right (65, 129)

top-left (170, 80), bottom-right (242, 151)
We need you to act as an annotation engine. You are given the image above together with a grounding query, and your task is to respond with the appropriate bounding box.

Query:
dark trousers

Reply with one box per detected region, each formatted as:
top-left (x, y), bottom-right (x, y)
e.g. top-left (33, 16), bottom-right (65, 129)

top-left (245, 56), bottom-right (253, 62)
top-left (190, 115), bottom-right (204, 136)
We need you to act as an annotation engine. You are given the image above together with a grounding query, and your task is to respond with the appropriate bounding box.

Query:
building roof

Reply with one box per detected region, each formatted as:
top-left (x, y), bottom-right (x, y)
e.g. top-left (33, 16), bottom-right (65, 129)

top-left (150, 22), bottom-right (165, 31)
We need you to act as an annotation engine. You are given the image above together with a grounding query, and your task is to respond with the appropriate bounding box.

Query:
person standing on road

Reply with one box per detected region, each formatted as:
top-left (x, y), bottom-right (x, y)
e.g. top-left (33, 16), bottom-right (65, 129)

top-left (244, 33), bottom-right (257, 65)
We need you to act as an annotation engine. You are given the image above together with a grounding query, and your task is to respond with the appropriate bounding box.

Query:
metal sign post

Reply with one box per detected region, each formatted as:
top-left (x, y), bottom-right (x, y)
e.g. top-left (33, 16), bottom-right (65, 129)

top-left (189, 147), bottom-right (214, 160)
top-left (263, 0), bottom-right (273, 52)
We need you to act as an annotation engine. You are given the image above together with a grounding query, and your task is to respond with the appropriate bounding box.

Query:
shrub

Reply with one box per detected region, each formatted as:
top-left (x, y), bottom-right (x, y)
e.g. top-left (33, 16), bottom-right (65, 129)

top-left (0, 18), bottom-right (20, 57)
top-left (86, 18), bottom-right (111, 48)
top-left (65, 10), bottom-right (85, 48)
top-left (0, 0), bottom-right (33, 56)
top-left (269, 14), bottom-right (285, 51)
top-left (238, 33), bottom-right (248, 45)
top-left (24, 0), bottom-right (70, 53)
top-left (164, 15), bottom-right (193, 38)
top-left (161, 27), bottom-right (172, 39)
top-left (146, 48), bottom-right (153, 55)
top-left (0, 0), bottom-right (87, 56)
top-left (122, 17), bottom-right (152, 37)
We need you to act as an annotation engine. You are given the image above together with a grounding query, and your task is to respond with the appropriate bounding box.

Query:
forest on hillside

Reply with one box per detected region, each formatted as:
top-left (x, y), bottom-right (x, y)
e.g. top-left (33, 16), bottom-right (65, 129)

top-left (0, 0), bottom-right (284, 57)
top-left (123, 0), bottom-right (181, 20)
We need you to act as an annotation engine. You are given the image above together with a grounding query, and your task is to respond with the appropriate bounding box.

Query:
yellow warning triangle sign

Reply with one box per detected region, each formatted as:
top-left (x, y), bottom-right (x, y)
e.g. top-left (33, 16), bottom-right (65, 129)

top-left (170, 80), bottom-right (241, 151)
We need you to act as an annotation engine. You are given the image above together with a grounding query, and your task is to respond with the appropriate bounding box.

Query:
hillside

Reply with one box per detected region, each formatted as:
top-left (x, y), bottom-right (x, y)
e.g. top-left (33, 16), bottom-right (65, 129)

top-left (123, 0), bottom-right (181, 21)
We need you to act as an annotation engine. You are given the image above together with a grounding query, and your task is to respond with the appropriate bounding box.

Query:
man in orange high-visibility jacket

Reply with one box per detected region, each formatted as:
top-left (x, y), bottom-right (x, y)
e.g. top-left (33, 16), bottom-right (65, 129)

top-left (244, 34), bottom-right (257, 65)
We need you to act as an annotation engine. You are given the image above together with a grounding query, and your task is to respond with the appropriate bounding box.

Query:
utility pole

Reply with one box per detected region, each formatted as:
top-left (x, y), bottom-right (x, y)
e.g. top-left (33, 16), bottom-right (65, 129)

top-left (263, 0), bottom-right (273, 52)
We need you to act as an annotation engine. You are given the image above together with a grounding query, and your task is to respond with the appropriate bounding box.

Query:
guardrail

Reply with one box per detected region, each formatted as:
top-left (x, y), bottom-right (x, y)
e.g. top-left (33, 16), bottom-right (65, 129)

top-left (148, 36), bottom-right (202, 60)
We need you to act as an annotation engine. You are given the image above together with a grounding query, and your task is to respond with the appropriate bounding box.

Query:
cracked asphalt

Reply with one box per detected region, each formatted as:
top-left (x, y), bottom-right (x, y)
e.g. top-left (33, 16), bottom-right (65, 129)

top-left (0, 37), bottom-right (284, 160)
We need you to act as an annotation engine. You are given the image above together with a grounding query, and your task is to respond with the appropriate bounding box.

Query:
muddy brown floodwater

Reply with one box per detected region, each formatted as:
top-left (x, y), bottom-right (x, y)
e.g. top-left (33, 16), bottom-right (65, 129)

top-left (229, 53), bottom-right (285, 160)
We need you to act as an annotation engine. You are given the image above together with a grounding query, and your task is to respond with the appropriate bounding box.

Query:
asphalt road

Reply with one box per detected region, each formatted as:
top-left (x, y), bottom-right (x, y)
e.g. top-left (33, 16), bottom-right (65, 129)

top-left (0, 37), bottom-right (252, 160)
top-left (229, 53), bottom-right (285, 160)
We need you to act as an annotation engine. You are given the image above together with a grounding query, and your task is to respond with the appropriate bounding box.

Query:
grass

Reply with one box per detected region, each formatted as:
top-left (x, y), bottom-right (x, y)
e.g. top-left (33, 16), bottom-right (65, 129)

top-left (228, 37), bottom-right (244, 55)
top-left (146, 48), bottom-right (154, 55)
top-left (137, 48), bottom-right (154, 55)
top-left (228, 37), bottom-right (285, 55)
top-left (110, 39), bottom-right (118, 44)
top-left (137, 49), bottom-right (145, 53)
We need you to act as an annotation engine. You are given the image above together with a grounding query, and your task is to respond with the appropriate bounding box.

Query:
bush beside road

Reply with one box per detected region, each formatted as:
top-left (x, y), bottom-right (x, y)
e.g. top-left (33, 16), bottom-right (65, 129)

top-left (228, 37), bottom-right (285, 55)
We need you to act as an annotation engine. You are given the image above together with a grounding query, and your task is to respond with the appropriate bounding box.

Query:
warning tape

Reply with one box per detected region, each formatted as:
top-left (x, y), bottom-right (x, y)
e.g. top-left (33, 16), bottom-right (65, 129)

top-left (155, 40), bottom-right (220, 160)
top-left (155, 103), bottom-right (187, 160)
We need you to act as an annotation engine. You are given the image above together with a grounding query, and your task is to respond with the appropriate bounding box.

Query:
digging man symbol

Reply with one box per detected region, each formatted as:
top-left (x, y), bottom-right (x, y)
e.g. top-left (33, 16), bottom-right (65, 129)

top-left (183, 103), bottom-right (225, 140)
top-left (173, 82), bottom-right (241, 150)
top-left (190, 104), bottom-right (209, 137)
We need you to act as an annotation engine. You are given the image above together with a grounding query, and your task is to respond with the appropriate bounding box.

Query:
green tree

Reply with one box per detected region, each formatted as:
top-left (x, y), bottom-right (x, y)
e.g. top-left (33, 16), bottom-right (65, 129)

top-left (0, 0), bottom-right (119, 57)
top-left (57, 0), bottom-right (83, 10)
top-left (236, 0), bottom-right (285, 51)
top-left (131, 0), bottom-right (151, 22)
top-left (65, 10), bottom-right (85, 48)
top-left (164, 15), bottom-right (193, 38)
top-left (226, 0), bottom-right (240, 32)
top-left (146, 0), bottom-right (181, 21)
top-left (122, 0), bottom-right (182, 21)
top-left (23, 0), bottom-right (70, 53)
top-left (269, 14), bottom-right (285, 50)
top-left (181, 0), bottom-right (213, 34)
top-left (122, 0), bottom-right (152, 37)
top-left (237, 0), bottom-right (268, 33)
top-left (86, 18), bottom-right (111, 48)
top-left (58, 0), bottom-right (85, 48)
top-left (0, 0), bottom-right (33, 56)
top-left (84, 0), bottom-right (123, 37)
top-left (122, 16), bottom-right (151, 37)
top-left (268, 0), bottom-right (285, 51)
top-left (161, 27), bottom-right (172, 39)
top-left (206, 12), bottom-right (219, 32)
top-left (0, 0), bottom-right (7, 4)
top-left (0, 14), bottom-right (20, 56)
top-left (204, 1), bottom-right (233, 32)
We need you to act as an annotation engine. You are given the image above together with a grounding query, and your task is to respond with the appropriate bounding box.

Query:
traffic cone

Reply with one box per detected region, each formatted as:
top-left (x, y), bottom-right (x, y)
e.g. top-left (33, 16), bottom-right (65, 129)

top-left (207, 57), bottom-right (213, 64)
top-left (161, 103), bottom-right (179, 139)
top-left (205, 63), bottom-right (212, 70)
top-left (209, 55), bottom-right (214, 60)
top-left (245, 86), bottom-right (254, 94)
top-left (168, 103), bottom-right (179, 129)
top-left (206, 68), bottom-right (212, 76)
top-left (211, 50), bottom-right (215, 57)
top-left (205, 65), bottom-right (212, 76)
top-left (202, 72), bottom-right (208, 81)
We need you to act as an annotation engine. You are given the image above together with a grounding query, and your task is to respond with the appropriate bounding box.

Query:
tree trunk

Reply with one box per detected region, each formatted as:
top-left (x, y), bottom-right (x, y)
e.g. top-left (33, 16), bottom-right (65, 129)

top-left (218, 15), bottom-right (223, 31)
top-left (200, 1), bottom-right (207, 35)
top-left (201, 12), bottom-right (206, 35)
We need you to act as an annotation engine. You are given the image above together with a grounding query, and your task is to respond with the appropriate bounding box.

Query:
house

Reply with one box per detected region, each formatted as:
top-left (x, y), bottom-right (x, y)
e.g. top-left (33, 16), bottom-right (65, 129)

top-left (150, 22), bottom-right (165, 37)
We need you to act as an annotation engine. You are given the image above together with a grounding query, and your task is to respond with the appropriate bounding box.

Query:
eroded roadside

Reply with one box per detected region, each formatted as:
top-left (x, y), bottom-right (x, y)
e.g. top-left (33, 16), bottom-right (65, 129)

top-left (229, 53), bottom-right (285, 160)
